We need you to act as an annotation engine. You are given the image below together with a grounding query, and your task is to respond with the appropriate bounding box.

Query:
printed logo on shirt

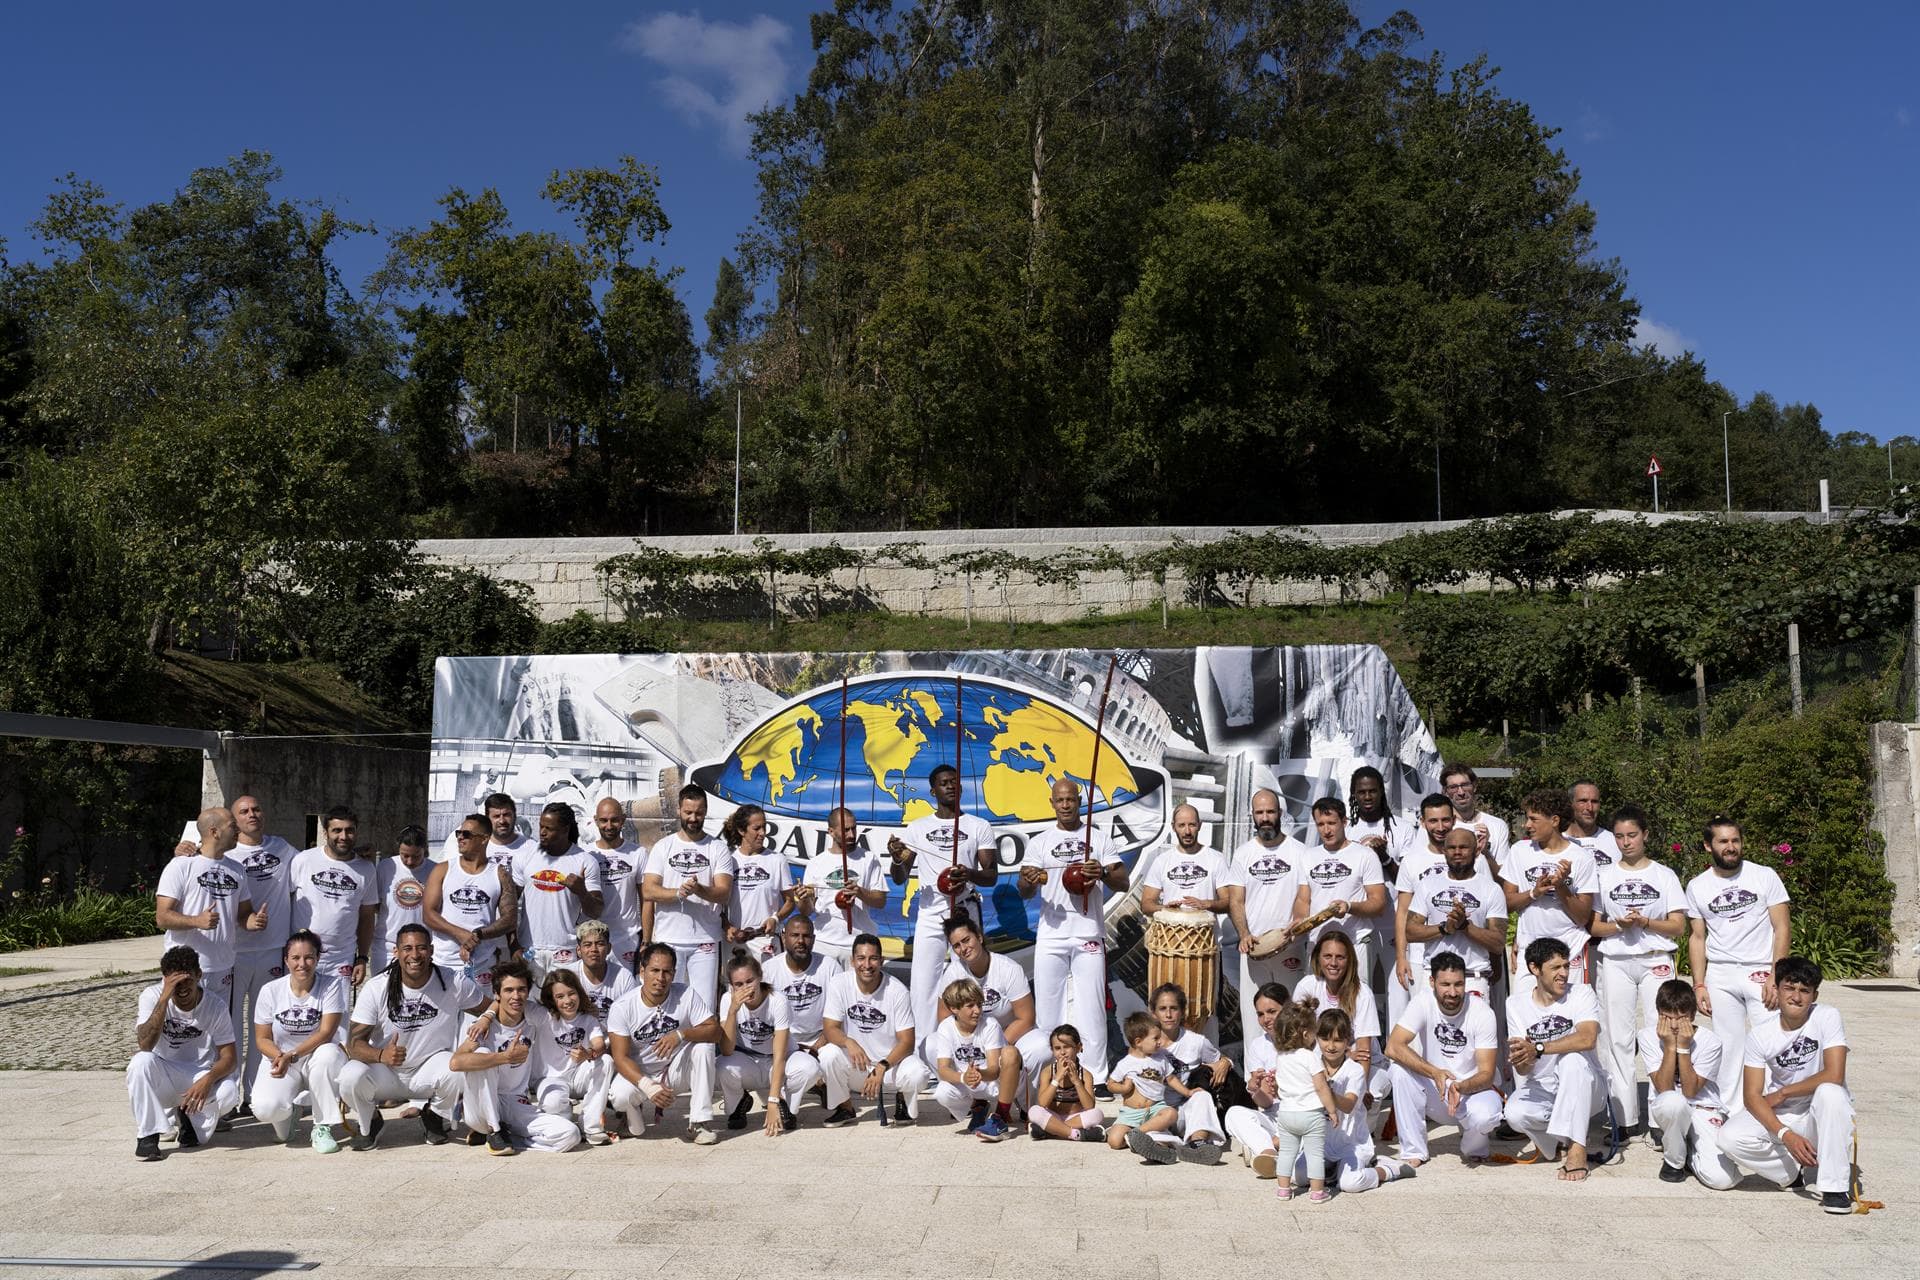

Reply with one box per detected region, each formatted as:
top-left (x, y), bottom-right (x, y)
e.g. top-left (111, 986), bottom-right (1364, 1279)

top-left (585, 990), bottom-right (615, 1019)
top-left (1133, 1066), bottom-right (1164, 1083)
top-left (1246, 853), bottom-right (1292, 884)
top-left (1608, 879), bottom-right (1660, 911)
top-left (740, 1013), bottom-right (774, 1043)
top-left (241, 848), bottom-right (284, 876)
top-left (307, 867), bottom-right (363, 900)
top-left (780, 979), bottom-right (825, 1012)
top-left (1431, 887), bottom-right (1483, 913)
top-left (668, 847), bottom-right (711, 876)
top-left (448, 884), bottom-right (494, 909)
top-left (394, 880), bottom-right (425, 909)
top-left (1162, 860), bottom-right (1208, 887)
top-left (392, 996), bottom-right (444, 1031)
top-left (735, 861), bottom-right (772, 887)
top-left (1308, 859), bottom-right (1354, 886)
top-left (195, 868), bottom-right (241, 898)
top-left (529, 867), bottom-right (568, 894)
top-left (981, 986), bottom-right (1007, 1015)
top-left (1433, 1021), bottom-right (1467, 1053)
top-left (846, 1000), bottom-right (889, 1032)
top-left (553, 1025), bottom-right (589, 1048)
top-left (277, 1005), bottom-right (323, 1035)
top-left (952, 1041), bottom-right (988, 1067)
top-left (1525, 1014), bottom-right (1575, 1042)
top-left (161, 1016), bottom-right (205, 1043)
top-left (1708, 886), bottom-right (1760, 917)
top-left (632, 1011), bottom-right (683, 1042)
top-left (1773, 1034), bottom-right (1820, 1075)
top-left (601, 854), bottom-right (637, 877)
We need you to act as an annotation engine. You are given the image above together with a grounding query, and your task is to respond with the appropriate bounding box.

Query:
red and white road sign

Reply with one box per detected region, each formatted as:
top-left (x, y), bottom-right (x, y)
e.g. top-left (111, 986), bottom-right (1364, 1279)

top-left (1646, 455), bottom-right (1662, 477)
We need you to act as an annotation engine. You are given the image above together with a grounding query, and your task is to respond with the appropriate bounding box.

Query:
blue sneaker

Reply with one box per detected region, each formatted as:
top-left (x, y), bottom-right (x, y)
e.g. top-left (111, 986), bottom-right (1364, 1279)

top-left (976, 1113), bottom-right (1010, 1143)
top-left (962, 1101), bottom-right (988, 1135)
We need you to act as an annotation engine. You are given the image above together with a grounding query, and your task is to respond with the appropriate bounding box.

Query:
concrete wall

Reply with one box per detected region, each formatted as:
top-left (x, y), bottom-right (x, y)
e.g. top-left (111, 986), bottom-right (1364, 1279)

top-left (201, 737), bottom-right (428, 853)
top-left (1869, 722), bottom-right (1920, 969)
top-left (419, 510), bottom-right (1822, 625)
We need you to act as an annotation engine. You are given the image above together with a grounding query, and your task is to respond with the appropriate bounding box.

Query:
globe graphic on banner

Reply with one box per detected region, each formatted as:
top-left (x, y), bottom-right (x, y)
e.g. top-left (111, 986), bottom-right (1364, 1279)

top-left (702, 675), bottom-right (1145, 823)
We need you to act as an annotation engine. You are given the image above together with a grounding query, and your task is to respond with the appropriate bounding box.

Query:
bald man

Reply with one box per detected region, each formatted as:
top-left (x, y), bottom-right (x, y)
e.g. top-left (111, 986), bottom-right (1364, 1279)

top-left (1018, 778), bottom-right (1128, 1077)
top-left (156, 807), bottom-right (264, 1034)
top-left (589, 798), bottom-right (645, 971)
top-left (1141, 804), bottom-right (1231, 1038)
top-left (1225, 789), bottom-right (1310, 1051)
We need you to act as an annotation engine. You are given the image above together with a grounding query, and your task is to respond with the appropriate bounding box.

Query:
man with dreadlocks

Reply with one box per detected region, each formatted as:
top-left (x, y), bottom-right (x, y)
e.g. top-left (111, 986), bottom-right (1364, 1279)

top-left (339, 923), bottom-right (490, 1149)
top-left (512, 802), bottom-right (603, 983)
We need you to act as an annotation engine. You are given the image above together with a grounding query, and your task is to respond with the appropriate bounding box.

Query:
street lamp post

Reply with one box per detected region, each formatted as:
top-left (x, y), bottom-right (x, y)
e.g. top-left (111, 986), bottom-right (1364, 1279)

top-left (1722, 410), bottom-right (1732, 513)
top-left (733, 387), bottom-right (742, 537)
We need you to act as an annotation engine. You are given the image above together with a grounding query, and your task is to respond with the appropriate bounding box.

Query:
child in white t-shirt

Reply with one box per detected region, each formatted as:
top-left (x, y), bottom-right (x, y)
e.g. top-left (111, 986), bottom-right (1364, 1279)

top-left (1029, 1025), bottom-right (1105, 1142)
top-left (928, 977), bottom-right (1019, 1142)
top-left (1252, 1002), bottom-right (1339, 1202)
top-left (1106, 1011), bottom-right (1195, 1163)
top-left (1299, 1007), bottom-right (1410, 1193)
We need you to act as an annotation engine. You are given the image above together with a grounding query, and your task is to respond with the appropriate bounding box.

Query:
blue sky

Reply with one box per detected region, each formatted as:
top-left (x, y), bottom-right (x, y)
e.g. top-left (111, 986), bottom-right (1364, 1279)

top-left (3, 2), bottom-right (1914, 440)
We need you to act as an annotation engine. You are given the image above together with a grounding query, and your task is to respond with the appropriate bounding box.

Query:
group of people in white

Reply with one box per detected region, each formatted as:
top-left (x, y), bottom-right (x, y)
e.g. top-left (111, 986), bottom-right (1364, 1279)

top-left (130, 764), bottom-right (1858, 1213)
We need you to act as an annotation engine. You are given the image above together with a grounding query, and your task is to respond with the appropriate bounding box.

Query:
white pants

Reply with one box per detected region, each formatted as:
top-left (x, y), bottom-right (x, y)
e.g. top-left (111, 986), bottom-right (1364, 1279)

top-left (1236, 943), bottom-right (1307, 1051)
top-left (339, 1050), bottom-right (461, 1130)
top-left (126, 1053), bottom-right (241, 1141)
top-left (932, 1078), bottom-right (999, 1120)
top-left (1176, 1084), bottom-right (1224, 1140)
top-left (1598, 951), bottom-right (1673, 1126)
top-left (909, 926), bottom-right (958, 1058)
top-left (524, 945), bottom-right (579, 987)
top-left (818, 1043), bottom-right (931, 1115)
top-left (231, 949), bottom-right (283, 1091)
top-left (609, 928), bottom-right (641, 974)
top-left (765, 1050), bottom-right (826, 1113)
top-left (716, 1051), bottom-right (800, 1113)
top-left (250, 1043), bottom-right (347, 1135)
top-left (1034, 936), bottom-right (1110, 1077)
top-left (1010, 1027), bottom-right (1052, 1105)
top-left (1719, 1084), bottom-right (1856, 1194)
top-left (1504, 1052), bottom-right (1605, 1155)
top-left (465, 1068), bottom-right (582, 1151)
top-left (610, 1043), bottom-right (717, 1126)
top-left (668, 939), bottom-right (720, 1002)
top-left (1704, 963), bottom-right (1772, 1107)
top-left (1298, 1128), bottom-right (1380, 1192)
top-left (1387, 1064), bottom-right (1500, 1161)
top-left (537, 1054), bottom-right (613, 1141)
top-left (1647, 1090), bottom-right (1740, 1189)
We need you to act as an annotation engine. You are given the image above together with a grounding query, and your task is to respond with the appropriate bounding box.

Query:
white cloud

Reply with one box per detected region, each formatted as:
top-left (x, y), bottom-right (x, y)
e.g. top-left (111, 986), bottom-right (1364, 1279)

top-left (1577, 107), bottom-right (1610, 144)
top-left (620, 11), bottom-right (793, 151)
top-left (1632, 316), bottom-right (1699, 358)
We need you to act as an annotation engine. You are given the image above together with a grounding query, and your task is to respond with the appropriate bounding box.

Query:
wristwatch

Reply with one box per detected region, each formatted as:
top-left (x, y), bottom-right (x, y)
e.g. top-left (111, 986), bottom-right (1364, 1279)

top-left (1530, 1037), bottom-right (1547, 1058)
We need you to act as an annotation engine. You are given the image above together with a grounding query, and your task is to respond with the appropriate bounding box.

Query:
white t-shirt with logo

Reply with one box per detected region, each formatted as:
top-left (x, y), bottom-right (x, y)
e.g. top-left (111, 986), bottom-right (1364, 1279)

top-left (1298, 842), bottom-right (1387, 946)
top-left (289, 848), bottom-right (378, 964)
top-left (1163, 1026), bottom-right (1223, 1076)
top-left (607, 982), bottom-right (714, 1078)
top-left (530, 1006), bottom-right (605, 1079)
top-left (136, 981), bottom-right (236, 1071)
top-left (720, 987), bottom-right (782, 1057)
top-left (349, 967), bottom-right (482, 1067)
top-left (1110, 1049), bottom-right (1176, 1105)
top-left (437, 829), bottom-right (532, 869)
top-left (1393, 988), bottom-right (1497, 1081)
top-left (1144, 845), bottom-right (1230, 908)
top-left (1292, 973), bottom-right (1382, 1040)
top-left (254, 974), bottom-right (349, 1054)
top-left (823, 970), bottom-right (915, 1060)
top-left (901, 813), bottom-right (996, 934)
top-left (1506, 983), bottom-right (1603, 1090)
top-left (1568, 826), bottom-right (1621, 867)
top-left (766, 952), bottom-right (842, 1042)
top-left (1326, 1057), bottom-right (1370, 1146)
top-left (591, 840), bottom-right (645, 951)
top-left (459, 1012), bottom-right (538, 1100)
top-left (1021, 825), bottom-right (1120, 942)
top-left (1454, 809), bottom-right (1512, 866)
top-left (561, 958), bottom-right (636, 1022)
top-left (927, 1014), bottom-right (1006, 1074)
top-left (1595, 859), bottom-right (1685, 957)
top-left (1686, 862), bottom-right (1790, 966)
top-left (645, 832), bottom-right (730, 945)
top-left (430, 860), bottom-right (506, 974)
top-left (512, 845), bottom-right (603, 954)
top-left (374, 858), bottom-right (429, 957)
top-left (1228, 835), bottom-right (1307, 936)
top-left (1743, 1004), bottom-right (1847, 1098)
top-left (940, 950), bottom-right (1032, 1032)
top-left (1638, 1024), bottom-right (1726, 1111)
top-left (801, 850), bottom-right (887, 951)
top-left (727, 848), bottom-right (791, 934)
top-left (1501, 840), bottom-right (1600, 957)
top-left (156, 854), bottom-right (249, 973)
top-left (229, 837), bottom-right (298, 956)
top-left (1410, 869), bottom-right (1508, 975)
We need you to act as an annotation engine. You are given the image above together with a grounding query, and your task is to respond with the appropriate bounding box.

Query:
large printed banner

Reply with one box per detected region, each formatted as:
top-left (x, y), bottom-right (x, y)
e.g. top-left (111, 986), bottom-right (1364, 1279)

top-left (430, 647), bottom-right (1441, 956)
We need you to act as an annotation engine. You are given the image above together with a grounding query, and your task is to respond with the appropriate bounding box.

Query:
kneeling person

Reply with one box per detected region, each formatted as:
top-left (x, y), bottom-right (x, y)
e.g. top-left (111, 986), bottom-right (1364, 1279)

top-left (1385, 953), bottom-right (1502, 1167)
top-left (250, 929), bottom-right (349, 1153)
top-left (608, 942), bottom-right (722, 1144)
top-left (340, 924), bottom-right (489, 1149)
top-left (1642, 978), bottom-right (1737, 1187)
top-left (452, 960), bottom-right (582, 1153)
top-left (128, 945), bottom-right (240, 1160)
top-left (928, 977), bottom-right (1018, 1141)
top-left (1504, 937), bottom-right (1606, 1182)
top-left (820, 933), bottom-right (930, 1126)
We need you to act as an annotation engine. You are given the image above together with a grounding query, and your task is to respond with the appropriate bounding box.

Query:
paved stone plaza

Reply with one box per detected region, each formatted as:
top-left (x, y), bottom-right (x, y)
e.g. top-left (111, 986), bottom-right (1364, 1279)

top-left (0, 938), bottom-right (1914, 1280)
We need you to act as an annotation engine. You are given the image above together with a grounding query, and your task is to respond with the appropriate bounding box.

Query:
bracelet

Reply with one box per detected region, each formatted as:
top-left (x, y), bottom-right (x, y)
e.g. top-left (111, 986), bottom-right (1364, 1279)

top-left (1775, 1124), bottom-right (1790, 1142)
top-left (1675, 1046), bottom-right (1690, 1056)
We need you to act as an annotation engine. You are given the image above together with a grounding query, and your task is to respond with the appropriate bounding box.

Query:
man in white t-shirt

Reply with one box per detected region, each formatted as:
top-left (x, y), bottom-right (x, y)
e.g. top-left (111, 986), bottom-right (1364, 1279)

top-left (766, 915), bottom-right (840, 1130)
top-left (1385, 952), bottom-right (1502, 1167)
top-left (450, 959), bottom-right (581, 1154)
top-left (128, 946), bottom-right (240, 1160)
top-left (819, 933), bottom-right (931, 1126)
top-left (290, 806), bottom-right (379, 986)
top-left (799, 807), bottom-right (888, 965)
top-left (1140, 804), bottom-right (1231, 1037)
top-left (1440, 766), bottom-right (1510, 866)
top-left (1391, 794), bottom-right (1461, 1021)
top-left (1500, 789), bottom-right (1597, 985)
top-left (439, 791), bottom-right (532, 870)
top-left (1685, 817), bottom-right (1791, 1106)
top-left (887, 763), bottom-right (998, 1056)
top-left (1405, 826), bottom-right (1507, 1000)
top-left (1642, 978), bottom-right (1738, 1187)
top-left (340, 923), bottom-right (489, 1148)
top-left (589, 797), bottom-right (645, 971)
top-left (512, 802), bottom-right (604, 982)
top-left (370, 827), bottom-right (432, 973)
top-left (1716, 956), bottom-right (1855, 1213)
top-left (607, 941), bottom-right (722, 1144)
top-left (155, 806), bottom-right (261, 1020)
top-left (1293, 797), bottom-right (1388, 981)
top-left (1503, 937), bottom-right (1606, 1181)
top-left (1019, 778), bottom-right (1128, 1078)
top-left (1225, 788), bottom-right (1310, 1051)
top-left (1566, 781), bottom-right (1621, 866)
top-left (642, 784), bottom-right (732, 998)
top-left (562, 919), bottom-right (636, 1021)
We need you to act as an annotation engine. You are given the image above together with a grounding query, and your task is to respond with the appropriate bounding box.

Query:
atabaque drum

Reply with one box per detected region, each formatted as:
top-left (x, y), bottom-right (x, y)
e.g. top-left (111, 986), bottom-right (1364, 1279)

top-left (1145, 908), bottom-right (1219, 1030)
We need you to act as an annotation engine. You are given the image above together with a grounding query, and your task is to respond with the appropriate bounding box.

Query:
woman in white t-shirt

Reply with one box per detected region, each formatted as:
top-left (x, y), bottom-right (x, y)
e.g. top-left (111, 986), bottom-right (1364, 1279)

top-left (250, 929), bottom-right (349, 1153)
top-left (1293, 930), bottom-right (1384, 1096)
top-left (724, 805), bottom-right (793, 963)
top-left (1589, 805), bottom-right (1687, 1137)
top-left (532, 967), bottom-right (611, 1146)
top-left (716, 950), bottom-right (788, 1131)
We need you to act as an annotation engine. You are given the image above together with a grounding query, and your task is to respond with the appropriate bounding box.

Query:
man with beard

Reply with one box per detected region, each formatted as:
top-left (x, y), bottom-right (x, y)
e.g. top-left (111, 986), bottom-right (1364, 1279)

top-left (128, 946), bottom-right (241, 1160)
top-left (339, 924), bottom-right (489, 1148)
top-left (589, 797), bottom-right (645, 971)
top-left (1391, 795), bottom-right (1462, 1021)
top-left (643, 785), bottom-right (733, 998)
top-left (290, 807), bottom-right (379, 987)
top-left (888, 763), bottom-right (998, 1058)
top-left (799, 807), bottom-right (888, 965)
top-left (512, 803), bottom-right (603, 982)
top-left (1019, 778), bottom-right (1128, 1079)
top-left (440, 792), bottom-right (532, 870)
top-left (1385, 952), bottom-right (1502, 1168)
top-left (1405, 827), bottom-right (1508, 1001)
top-left (819, 933), bottom-right (930, 1127)
top-left (1504, 938), bottom-right (1606, 1182)
top-left (1141, 804), bottom-right (1230, 1038)
top-left (765, 915), bottom-right (839, 1131)
top-left (1685, 817), bottom-right (1791, 1104)
top-left (423, 815), bottom-right (519, 1001)
top-left (1225, 789), bottom-right (1310, 1050)
top-left (607, 942), bottom-right (722, 1144)
top-left (370, 827), bottom-right (432, 974)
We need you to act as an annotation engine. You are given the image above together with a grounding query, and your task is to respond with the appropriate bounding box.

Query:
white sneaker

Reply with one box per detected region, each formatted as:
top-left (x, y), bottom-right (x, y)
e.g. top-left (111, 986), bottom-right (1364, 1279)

top-left (691, 1125), bottom-right (718, 1146)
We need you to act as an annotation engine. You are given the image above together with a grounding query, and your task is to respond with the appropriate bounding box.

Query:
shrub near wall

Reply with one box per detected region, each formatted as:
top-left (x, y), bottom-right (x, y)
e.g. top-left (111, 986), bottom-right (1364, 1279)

top-left (1511, 687), bottom-right (1894, 974)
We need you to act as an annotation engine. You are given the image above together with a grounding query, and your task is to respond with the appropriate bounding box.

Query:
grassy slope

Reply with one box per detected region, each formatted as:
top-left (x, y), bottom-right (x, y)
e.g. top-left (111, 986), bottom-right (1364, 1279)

top-left (149, 652), bottom-right (412, 736)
